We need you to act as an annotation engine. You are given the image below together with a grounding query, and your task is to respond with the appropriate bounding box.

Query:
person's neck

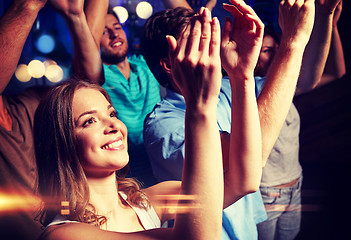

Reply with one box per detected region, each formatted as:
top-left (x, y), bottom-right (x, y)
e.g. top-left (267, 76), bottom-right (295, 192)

top-left (107, 57), bottom-right (130, 80)
top-left (0, 96), bottom-right (12, 131)
top-left (87, 173), bottom-right (121, 215)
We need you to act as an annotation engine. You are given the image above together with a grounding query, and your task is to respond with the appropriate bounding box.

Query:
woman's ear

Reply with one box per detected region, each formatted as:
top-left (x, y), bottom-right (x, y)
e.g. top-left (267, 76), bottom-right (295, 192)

top-left (160, 57), bottom-right (172, 74)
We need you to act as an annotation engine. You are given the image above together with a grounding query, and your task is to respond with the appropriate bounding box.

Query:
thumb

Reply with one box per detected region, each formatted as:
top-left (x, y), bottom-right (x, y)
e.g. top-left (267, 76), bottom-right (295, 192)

top-left (166, 35), bottom-right (178, 66)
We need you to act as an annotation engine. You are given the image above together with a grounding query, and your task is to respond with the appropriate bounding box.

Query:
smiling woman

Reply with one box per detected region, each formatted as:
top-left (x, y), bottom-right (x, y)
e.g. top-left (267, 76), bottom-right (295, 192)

top-left (34, 80), bottom-right (149, 229)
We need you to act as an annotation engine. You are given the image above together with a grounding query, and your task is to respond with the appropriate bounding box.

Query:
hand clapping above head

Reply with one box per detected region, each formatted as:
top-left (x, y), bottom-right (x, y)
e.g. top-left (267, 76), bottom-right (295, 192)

top-left (166, 7), bottom-right (222, 110)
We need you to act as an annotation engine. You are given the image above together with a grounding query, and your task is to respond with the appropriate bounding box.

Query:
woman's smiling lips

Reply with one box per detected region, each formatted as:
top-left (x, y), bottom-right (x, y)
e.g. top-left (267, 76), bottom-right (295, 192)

top-left (101, 138), bottom-right (124, 150)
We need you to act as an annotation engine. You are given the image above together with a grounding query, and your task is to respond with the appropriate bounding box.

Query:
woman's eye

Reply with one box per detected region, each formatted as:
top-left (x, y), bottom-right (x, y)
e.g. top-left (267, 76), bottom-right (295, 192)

top-left (110, 111), bottom-right (117, 118)
top-left (82, 117), bottom-right (96, 127)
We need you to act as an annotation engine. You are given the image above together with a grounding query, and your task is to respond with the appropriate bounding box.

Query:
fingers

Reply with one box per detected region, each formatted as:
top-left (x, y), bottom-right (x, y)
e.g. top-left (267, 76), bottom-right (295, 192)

top-left (199, 8), bottom-right (212, 54)
top-left (209, 17), bottom-right (221, 58)
top-left (177, 20), bottom-right (191, 61)
top-left (223, 3), bottom-right (243, 18)
top-left (244, 13), bottom-right (264, 38)
top-left (177, 7), bottom-right (217, 60)
top-left (228, 0), bottom-right (257, 16)
top-left (166, 35), bottom-right (178, 67)
top-left (221, 17), bottom-right (232, 47)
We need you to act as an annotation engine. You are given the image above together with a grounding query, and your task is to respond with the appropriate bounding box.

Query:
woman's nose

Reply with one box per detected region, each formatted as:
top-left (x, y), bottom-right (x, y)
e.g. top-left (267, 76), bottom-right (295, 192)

top-left (103, 119), bottom-right (119, 134)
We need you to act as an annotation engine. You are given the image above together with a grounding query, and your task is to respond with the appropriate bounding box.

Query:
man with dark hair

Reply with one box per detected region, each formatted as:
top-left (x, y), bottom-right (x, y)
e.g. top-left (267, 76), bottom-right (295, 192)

top-left (143, 0), bottom-right (315, 239)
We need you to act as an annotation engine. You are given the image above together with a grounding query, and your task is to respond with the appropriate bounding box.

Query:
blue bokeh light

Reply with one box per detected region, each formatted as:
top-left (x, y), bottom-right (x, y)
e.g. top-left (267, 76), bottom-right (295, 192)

top-left (36, 34), bottom-right (55, 54)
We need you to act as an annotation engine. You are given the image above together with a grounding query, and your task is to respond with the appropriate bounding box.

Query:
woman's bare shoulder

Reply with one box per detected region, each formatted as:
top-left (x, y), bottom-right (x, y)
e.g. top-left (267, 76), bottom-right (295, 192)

top-left (38, 221), bottom-right (171, 240)
top-left (38, 223), bottom-right (102, 240)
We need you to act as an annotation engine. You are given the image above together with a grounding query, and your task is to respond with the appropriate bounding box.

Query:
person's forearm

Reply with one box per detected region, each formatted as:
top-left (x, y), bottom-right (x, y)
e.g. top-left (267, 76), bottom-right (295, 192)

top-left (64, 11), bottom-right (103, 84)
top-left (258, 40), bottom-right (307, 163)
top-left (84, 0), bottom-right (108, 48)
top-left (224, 77), bottom-right (262, 208)
top-left (319, 24), bottom-right (346, 85)
top-left (178, 103), bottom-right (223, 240)
top-left (296, 5), bottom-right (334, 95)
top-left (0, 1), bottom-right (45, 94)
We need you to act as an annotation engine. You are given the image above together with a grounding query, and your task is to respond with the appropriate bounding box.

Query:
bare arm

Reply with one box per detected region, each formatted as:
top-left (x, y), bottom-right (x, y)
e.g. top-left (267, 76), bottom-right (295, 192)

top-left (257, 0), bottom-right (315, 162)
top-left (0, 0), bottom-right (47, 94)
top-left (49, 0), bottom-right (104, 84)
top-left (167, 8), bottom-right (223, 239)
top-left (220, 0), bottom-right (263, 207)
top-left (205, 0), bottom-right (217, 11)
top-left (84, 0), bottom-right (108, 48)
top-left (319, 0), bottom-right (345, 86)
top-left (296, 0), bottom-right (342, 95)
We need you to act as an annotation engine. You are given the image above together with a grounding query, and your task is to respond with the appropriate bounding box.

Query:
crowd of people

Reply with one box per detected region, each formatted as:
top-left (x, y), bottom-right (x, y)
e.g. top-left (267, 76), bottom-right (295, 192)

top-left (0, 0), bottom-right (345, 240)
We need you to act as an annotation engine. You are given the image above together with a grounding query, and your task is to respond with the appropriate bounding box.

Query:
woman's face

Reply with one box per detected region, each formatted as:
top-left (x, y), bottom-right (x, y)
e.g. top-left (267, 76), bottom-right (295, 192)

top-left (72, 87), bottom-right (129, 178)
top-left (255, 35), bottom-right (278, 77)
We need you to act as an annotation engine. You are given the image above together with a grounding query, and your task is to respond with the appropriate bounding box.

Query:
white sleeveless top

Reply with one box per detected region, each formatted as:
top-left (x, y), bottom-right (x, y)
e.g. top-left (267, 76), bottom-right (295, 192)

top-left (47, 192), bottom-right (161, 230)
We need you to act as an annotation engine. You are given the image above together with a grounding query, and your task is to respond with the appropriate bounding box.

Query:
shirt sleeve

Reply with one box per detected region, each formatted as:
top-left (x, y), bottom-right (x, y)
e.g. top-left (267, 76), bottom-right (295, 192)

top-left (254, 76), bottom-right (266, 98)
top-left (143, 103), bottom-right (186, 182)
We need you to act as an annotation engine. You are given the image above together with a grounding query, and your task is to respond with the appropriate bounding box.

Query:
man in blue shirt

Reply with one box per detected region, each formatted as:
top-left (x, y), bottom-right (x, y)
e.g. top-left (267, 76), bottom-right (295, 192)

top-left (142, 1), bottom-right (315, 239)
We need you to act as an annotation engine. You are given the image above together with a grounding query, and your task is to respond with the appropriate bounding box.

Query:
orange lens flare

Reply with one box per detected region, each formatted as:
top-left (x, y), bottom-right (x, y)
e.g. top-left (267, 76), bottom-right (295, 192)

top-left (0, 191), bottom-right (41, 214)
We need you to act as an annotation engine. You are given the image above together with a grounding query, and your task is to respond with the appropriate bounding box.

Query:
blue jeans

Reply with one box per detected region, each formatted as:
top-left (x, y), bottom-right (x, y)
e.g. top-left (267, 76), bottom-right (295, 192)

top-left (257, 175), bottom-right (302, 240)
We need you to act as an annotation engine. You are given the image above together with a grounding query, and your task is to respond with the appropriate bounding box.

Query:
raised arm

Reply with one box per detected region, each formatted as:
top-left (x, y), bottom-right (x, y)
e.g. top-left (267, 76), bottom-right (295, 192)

top-left (0, 0), bottom-right (47, 94)
top-left (205, 0), bottom-right (218, 11)
top-left (84, 0), bottom-right (108, 50)
top-left (49, 0), bottom-right (103, 84)
top-left (296, 0), bottom-right (342, 95)
top-left (319, 0), bottom-right (345, 86)
top-left (220, 0), bottom-right (263, 207)
top-left (257, 0), bottom-right (315, 161)
top-left (166, 8), bottom-right (223, 239)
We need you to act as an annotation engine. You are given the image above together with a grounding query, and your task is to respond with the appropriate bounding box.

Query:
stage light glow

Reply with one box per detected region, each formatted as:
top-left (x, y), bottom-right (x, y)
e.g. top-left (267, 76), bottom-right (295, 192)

top-left (113, 6), bottom-right (128, 23)
top-left (0, 191), bottom-right (40, 213)
top-left (136, 2), bottom-right (153, 19)
top-left (28, 60), bottom-right (45, 78)
top-left (15, 64), bottom-right (31, 82)
top-left (36, 34), bottom-right (55, 54)
top-left (45, 64), bottom-right (64, 83)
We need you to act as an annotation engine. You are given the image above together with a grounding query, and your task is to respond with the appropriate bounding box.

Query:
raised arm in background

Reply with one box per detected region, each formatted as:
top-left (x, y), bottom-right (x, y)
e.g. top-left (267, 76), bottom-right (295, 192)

top-left (0, 0), bottom-right (47, 94)
top-left (49, 0), bottom-right (103, 84)
top-left (256, 0), bottom-right (315, 162)
top-left (220, 1), bottom-right (264, 206)
top-left (0, 0), bottom-right (47, 131)
top-left (204, 0), bottom-right (218, 11)
top-left (319, 0), bottom-right (345, 86)
top-left (83, 0), bottom-right (108, 48)
top-left (296, 0), bottom-right (343, 95)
